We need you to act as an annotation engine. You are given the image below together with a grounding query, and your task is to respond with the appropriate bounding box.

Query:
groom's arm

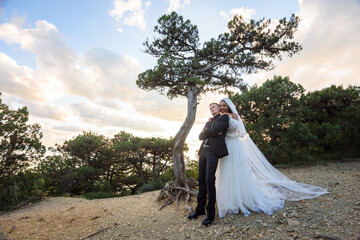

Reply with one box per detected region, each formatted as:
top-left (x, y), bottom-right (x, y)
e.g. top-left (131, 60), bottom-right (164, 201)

top-left (199, 121), bottom-right (211, 140)
top-left (199, 115), bottom-right (229, 140)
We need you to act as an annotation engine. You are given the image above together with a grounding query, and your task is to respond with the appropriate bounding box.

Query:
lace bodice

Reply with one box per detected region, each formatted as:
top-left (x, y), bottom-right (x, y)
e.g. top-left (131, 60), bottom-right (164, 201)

top-left (226, 115), bottom-right (247, 138)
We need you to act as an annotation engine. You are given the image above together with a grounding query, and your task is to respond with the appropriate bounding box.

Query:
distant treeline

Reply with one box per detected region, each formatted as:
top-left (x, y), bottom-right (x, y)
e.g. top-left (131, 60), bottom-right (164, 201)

top-left (1, 76), bottom-right (359, 210)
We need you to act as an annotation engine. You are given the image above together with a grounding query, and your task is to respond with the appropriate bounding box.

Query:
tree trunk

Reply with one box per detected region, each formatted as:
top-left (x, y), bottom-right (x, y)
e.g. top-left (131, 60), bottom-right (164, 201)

top-left (139, 157), bottom-right (146, 185)
top-left (172, 85), bottom-right (198, 186)
top-left (152, 153), bottom-right (156, 181)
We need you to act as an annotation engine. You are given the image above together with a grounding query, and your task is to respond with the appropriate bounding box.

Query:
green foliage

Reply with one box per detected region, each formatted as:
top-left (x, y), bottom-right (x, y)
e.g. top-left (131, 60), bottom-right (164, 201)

top-left (37, 131), bottom-right (175, 197)
top-left (137, 179), bottom-right (165, 194)
top-left (279, 121), bottom-right (317, 164)
top-left (230, 77), bottom-right (360, 165)
top-left (61, 131), bottom-right (111, 169)
top-left (0, 171), bottom-right (44, 211)
top-left (81, 191), bottom-right (120, 200)
top-left (185, 159), bottom-right (199, 181)
top-left (0, 93), bottom-right (46, 210)
top-left (110, 132), bottom-right (174, 193)
top-left (38, 154), bottom-right (105, 196)
top-left (231, 76), bottom-right (307, 164)
top-left (0, 92), bottom-right (45, 181)
top-left (303, 85), bottom-right (360, 156)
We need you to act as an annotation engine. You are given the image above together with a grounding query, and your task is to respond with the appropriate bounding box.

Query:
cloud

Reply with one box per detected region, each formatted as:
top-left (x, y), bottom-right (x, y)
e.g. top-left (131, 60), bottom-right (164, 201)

top-left (0, 20), bottom-right (74, 101)
top-left (80, 48), bottom-right (141, 100)
top-left (0, 20), bottom-right (144, 102)
top-left (69, 101), bottom-right (169, 133)
top-left (21, 101), bottom-right (70, 121)
top-left (109, 0), bottom-right (150, 30)
top-left (1, 93), bottom-right (71, 121)
top-left (0, 17), bottom-right (196, 129)
top-left (0, 53), bottom-right (42, 100)
top-left (251, 0), bottom-right (360, 91)
top-left (220, 7), bottom-right (256, 22)
top-left (52, 125), bottom-right (84, 132)
top-left (166, 0), bottom-right (190, 12)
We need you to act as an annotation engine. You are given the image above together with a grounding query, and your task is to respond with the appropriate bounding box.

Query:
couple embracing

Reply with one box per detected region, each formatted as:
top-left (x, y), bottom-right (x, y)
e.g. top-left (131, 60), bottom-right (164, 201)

top-left (187, 98), bottom-right (328, 226)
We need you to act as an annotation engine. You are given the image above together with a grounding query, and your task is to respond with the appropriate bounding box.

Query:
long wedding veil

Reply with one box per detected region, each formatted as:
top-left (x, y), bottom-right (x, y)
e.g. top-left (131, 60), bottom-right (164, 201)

top-left (220, 98), bottom-right (329, 201)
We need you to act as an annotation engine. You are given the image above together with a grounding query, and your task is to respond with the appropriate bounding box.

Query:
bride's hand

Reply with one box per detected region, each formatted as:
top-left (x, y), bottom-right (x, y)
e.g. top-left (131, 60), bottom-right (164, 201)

top-left (231, 113), bottom-right (238, 120)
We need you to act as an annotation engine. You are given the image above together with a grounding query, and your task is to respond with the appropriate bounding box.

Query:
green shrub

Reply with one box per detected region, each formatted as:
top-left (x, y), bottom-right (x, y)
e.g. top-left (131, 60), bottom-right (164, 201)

top-left (137, 179), bottom-right (164, 194)
top-left (0, 171), bottom-right (44, 211)
top-left (185, 159), bottom-right (199, 181)
top-left (82, 191), bottom-right (118, 200)
top-left (118, 189), bottom-right (131, 196)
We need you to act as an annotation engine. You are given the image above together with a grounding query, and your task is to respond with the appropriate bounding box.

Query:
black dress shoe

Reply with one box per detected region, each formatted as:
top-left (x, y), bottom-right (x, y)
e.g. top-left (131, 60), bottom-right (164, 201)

top-left (201, 216), bottom-right (214, 226)
top-left (187, 210), bottom-right (205, 219)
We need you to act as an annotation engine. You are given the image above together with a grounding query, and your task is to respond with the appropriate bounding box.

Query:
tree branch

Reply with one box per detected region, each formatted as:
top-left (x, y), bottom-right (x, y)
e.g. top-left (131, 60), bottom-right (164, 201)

top-left (196, 49), bottom-right (241, 73)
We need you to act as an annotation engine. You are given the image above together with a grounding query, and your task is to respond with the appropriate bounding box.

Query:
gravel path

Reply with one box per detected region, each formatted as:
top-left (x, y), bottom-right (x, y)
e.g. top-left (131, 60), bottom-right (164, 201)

top-left (0, 161), bottom-right (359, 240)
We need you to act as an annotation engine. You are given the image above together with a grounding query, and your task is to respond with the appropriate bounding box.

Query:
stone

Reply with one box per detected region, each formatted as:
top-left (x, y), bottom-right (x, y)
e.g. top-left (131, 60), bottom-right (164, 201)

top-left (288, 211), bottom-right (298, 218)
top-left (286, 219), bottom-right (300, 226)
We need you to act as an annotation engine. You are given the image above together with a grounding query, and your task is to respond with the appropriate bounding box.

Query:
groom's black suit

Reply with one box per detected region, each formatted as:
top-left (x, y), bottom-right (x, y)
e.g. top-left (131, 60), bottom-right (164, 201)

top-left (196, 113), bottom-right (229, 220)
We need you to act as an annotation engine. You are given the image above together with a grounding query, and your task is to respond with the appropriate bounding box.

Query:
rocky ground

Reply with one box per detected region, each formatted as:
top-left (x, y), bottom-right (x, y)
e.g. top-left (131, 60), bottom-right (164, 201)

top-left (0, 161), bottom-right (359, 240)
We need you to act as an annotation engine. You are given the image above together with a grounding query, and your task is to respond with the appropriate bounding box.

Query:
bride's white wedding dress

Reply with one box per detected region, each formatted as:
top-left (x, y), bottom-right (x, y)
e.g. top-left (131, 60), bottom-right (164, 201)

top-left (215, 98), bottom-right (329, 218)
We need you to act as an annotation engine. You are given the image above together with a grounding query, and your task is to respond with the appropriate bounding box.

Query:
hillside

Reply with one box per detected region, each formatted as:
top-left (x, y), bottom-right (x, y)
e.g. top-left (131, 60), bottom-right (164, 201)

top-left (0, 161), bottom-right (359, 240)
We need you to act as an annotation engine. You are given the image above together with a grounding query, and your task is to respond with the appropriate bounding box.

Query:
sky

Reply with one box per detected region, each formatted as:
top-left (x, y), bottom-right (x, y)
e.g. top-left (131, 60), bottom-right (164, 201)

top-left (0, 0), bottom-right (359, 159)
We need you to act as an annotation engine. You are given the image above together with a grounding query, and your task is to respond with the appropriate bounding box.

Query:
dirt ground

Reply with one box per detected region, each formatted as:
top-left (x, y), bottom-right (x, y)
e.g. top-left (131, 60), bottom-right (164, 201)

top-left (0, 161), bottom-right (359, 240)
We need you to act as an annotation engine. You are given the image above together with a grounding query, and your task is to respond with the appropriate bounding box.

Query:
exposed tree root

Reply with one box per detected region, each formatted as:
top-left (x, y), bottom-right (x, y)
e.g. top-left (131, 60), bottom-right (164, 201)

top-left (10, 194), bottom-right (44, 211)
top-left (82, 227), bottom-right (110, 239)
top-left (314, 234), bottom-right (343, 240)
top-left (157, 178), bottom-right (198, 212)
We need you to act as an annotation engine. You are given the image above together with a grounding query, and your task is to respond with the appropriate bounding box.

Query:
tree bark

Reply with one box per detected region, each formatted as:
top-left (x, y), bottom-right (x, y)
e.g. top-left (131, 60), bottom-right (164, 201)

top-left (172, 85), bottom-right (198, 186)
top-left (152, 153), bottom-right (156, 181)
top-left (138, 156), bottom-right (146, 185)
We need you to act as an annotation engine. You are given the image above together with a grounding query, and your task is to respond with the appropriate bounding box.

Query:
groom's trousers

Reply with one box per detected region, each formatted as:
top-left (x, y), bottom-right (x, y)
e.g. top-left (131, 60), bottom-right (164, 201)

top-left (196, 147), bottom-right (219, 219)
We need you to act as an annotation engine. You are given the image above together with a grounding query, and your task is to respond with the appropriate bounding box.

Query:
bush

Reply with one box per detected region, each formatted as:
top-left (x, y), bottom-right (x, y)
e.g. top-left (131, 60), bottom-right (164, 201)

top-left (185, 159), bottom-right (199, 181)
top-left (0, 171), bottom-right (44, 211)
top-left (82, 191), bottom-right (120, 200)
top-left (137, 179), bottom-right (165, 194)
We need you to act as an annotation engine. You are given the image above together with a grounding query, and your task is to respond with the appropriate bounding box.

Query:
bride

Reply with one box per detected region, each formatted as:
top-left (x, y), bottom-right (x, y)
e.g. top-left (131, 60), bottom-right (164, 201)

top-left (215, 98), bottom-right (329, 218)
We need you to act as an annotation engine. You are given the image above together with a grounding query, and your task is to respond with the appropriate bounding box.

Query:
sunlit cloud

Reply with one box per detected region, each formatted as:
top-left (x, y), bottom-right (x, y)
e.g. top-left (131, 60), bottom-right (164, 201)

top-left (166, 0), bottom-right (190, 12)
top-left (52, 125), bottom-right (85, 133)
top-left (220, 7), bottom-right (256, 22)
top-left (0, 20), bottom-right (145, 102)
top-left (109, 0), bottom-right (150, 31)
top-left (69, 101), bottom-right (169, 133)
top-left (20, 100), bottom-right (70, 121)
top-left (250, 0), bottom-right (360, 91)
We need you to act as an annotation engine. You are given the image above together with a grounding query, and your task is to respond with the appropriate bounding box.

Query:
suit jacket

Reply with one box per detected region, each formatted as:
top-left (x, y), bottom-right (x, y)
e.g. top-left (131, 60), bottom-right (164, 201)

top-left (199, 114), bottom-right (229, 158)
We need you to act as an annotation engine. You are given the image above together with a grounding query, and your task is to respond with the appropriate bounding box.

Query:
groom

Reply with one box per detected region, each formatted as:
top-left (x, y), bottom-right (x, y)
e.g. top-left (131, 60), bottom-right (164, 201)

top-left (187, 102), bottom-right (229, 226)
